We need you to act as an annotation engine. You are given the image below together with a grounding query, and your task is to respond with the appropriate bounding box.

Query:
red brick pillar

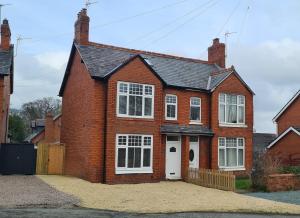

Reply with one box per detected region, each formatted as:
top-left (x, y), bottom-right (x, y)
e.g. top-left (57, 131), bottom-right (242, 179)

top-left (45, 112), bottom-right (54, 143)
top-left (181, 135), bottom-right (189, 181)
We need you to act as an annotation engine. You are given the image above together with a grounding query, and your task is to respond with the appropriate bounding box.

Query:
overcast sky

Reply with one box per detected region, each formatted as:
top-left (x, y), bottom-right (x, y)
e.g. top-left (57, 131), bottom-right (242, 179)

top-left (3, 0), bottom-right (300, 133)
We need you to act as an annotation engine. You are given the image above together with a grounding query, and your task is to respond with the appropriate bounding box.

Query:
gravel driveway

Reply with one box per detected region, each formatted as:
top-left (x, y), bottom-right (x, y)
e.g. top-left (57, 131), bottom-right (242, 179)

top-left (39, 175), bottom-right (300, 214)
top-left (246, 191), bottom-right (300, 206)
top-left (0, 176), bottom-right (79, 208)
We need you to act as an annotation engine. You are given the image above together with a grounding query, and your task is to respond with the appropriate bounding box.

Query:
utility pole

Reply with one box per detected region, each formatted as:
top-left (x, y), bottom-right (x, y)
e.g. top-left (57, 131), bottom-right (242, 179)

top-left (85, 0), bottom-right (98, 9)
top-left (224, 31), bottom-right (237, 60)
top-left (15, 35), bottom-right (32, 57)
top-left (0, 3), bottom-right (11, 23)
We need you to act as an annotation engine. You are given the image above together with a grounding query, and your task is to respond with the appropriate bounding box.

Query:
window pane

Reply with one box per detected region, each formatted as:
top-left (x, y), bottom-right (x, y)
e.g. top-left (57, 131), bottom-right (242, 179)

top-left (226, 138), bottom-right (237, 147)
top-left (226, 148), bottom-right (237, 167)
top-left (118, 95), bottom-right (127, 115)
top-left (219, 138), bottom-right (225, 147)
top-left (134, 148), bottom-right (141, 168)
top-left (238, 149), bottom-right (244, 166)
top-left (219, 104), bottom-right (225, 123)
top-left (145, 86), bottom-right (153, 95)
top-left (238, 106), bottom-right (244, 123)
top-left (128, 148), bottom-right (134, 168)
top-left (167, 105), bottom-right (176, 118)
top-left (191, 97), bottom-right (200, 105)
top-left (190, 106), bottom-right (200, 121)
top-left (119, 83), bottom-right (128, 93)
top-left (219, 149), bottom-right (225, 167)
top-left (238, 138), bottom-right (244, 147)
top-left (129, 96), bottom-right (142, 116)
top-left (117, 148), bottom-right (126, 167)
top-left (129, 83), bottom-right (143, 95)
top-left (190, 136), bottom-right (198, 142)
top-left (219, 94), bottom-right (225, 103)
top-left (166, 95), bottom-right (176, 103)
top-left (144, 137), bottom-right (152, 146)
top-left (144, 97), bottom-right (152, 116)
top-left (128, 136), bottom-right (142, 146)
top-left (167, 136), bottom-right (179, 141)
top-left (143, 149), bottom-right (151, 167)
top-left (118, 136), bottom-right (126, 145)
top-left (227, 105), bottom-right (237, 123)
top-left (238, 95), bottom-right (245, 105)
top-left (227, 95), bottom-right (237, 104)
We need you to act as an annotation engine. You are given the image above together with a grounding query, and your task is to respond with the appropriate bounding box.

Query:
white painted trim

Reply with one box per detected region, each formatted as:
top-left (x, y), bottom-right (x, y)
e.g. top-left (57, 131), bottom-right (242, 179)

top-left (206, 75), bottom-right (212, 90)
top-left (190, 97), bottom-right (201, 123)
top-left (116, 81), bottom-right (155, 119)
top-left (267, 127), bottom-right (300, 149)
top-left (165, 94), bottom-right (177, 120)
top-left (219, 167), bottom-right (246, 171)
top-left (273, 90), bottom-right (300, 122)
top-left (115, 134), bottom-right (153, 174)
top-left (219, 123), bottom-right (247, 128)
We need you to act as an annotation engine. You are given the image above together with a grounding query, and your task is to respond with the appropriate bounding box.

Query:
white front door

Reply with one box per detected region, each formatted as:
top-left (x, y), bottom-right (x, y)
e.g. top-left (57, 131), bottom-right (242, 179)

top-left (166, 136), bottom-right (181, 179)
top-left (189, 136), bottom-right (199, 169)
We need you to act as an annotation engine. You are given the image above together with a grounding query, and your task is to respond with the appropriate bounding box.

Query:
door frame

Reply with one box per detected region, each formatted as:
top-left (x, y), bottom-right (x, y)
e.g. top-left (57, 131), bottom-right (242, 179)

top-left (165, 135), bottom-right (181, 180)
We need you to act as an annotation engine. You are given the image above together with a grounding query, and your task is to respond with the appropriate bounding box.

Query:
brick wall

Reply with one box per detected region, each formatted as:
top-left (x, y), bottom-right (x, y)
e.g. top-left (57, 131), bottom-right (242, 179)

top-left (266, 174), bottom-right (300, 192)
top-left (0, 75), bottom-right (10, 143)
top-left (61, 50), bottom-right (106, 183)
top-left (105, 57), bottom-right (163, 184)
top-left (210, 73), bottom-right (253, 175)
top-left (44, 115), bottom-right (61, 143)
top-left (268, 131), bottom-right (300, 166)
top-left (277, 97), bottom-right (300, 135)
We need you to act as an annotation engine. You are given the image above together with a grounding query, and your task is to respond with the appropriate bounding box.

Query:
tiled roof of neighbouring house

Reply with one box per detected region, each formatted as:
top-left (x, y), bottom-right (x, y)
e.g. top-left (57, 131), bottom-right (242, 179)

top-left (160, 124), bottom-right (214, 136)
top-left (253, 133), bottom-right (277, 153)
top-left (0, 47), bottom-right (13, 75)
top-left (75, 43), bottom-right (231, 91)
top-left (24, 128), bottom-right (44, 143)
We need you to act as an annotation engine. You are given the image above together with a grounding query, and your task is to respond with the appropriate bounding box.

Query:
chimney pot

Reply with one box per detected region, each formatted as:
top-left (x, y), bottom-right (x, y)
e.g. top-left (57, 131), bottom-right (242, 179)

top-left (213, 38), bottom-right (219, 45)
top-left (0, 18), bottom-right (11, 50)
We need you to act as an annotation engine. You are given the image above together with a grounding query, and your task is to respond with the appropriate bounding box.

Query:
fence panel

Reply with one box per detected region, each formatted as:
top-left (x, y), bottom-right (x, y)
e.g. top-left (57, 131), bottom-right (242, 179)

top-left (36, 143), bottom-right (49, 174)
top-left (188, 168), bottom-right (235, 191)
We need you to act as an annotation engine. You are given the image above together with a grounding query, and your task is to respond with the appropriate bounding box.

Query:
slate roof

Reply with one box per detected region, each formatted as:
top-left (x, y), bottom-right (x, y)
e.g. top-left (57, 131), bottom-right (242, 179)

top-left (160, 124), bottom-right (213, 136)
top-left (0, 47), bottom-right (13, 76)
top-left (75, 43), bottom-right (230, 91)
top-left (253, 133), bottom-right (277, 154)
top-left (24, 128), bottom-right (44, 143)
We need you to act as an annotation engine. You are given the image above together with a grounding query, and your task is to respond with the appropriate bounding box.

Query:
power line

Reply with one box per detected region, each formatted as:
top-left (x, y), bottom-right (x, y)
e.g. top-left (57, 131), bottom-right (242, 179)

top-left (127, 0), bottom-right (216, 46)
top-left (215, 0), bottom-right (241, 38)
top-left (143, 0), bottom-right (220, 48)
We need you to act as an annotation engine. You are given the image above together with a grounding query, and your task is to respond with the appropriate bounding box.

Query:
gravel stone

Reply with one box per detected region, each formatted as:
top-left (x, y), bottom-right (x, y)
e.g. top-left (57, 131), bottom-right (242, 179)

top-left (0, 176), bottom-right (80, 208)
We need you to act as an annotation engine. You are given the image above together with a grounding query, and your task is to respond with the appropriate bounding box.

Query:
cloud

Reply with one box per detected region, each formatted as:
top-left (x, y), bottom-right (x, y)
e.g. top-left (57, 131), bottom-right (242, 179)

top-left (11, 51), bottom-right (69, 108)
top-left (228, 38), bottom-right (300, 133)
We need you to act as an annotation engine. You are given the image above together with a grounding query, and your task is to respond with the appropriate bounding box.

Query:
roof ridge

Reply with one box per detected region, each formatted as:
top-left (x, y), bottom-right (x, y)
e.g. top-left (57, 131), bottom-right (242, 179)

top-left (87, 41), bottom-right (211, 64)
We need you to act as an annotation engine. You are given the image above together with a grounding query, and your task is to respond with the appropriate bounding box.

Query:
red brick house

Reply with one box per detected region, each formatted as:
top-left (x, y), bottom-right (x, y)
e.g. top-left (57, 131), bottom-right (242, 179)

top-left (25, 114), bottom-right (61, 144)
top-left (59, 9), bottom-right (254, 184)
top-left (267, 90), bottom-right (300, 166)
top-left (0, 19), bottom-right (14, 143)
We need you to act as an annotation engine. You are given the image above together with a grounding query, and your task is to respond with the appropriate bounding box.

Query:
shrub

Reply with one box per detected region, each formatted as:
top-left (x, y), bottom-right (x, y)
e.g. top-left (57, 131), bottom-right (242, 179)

top-left (251, 152), bottom-right (282, 190)
top-left (278, 166), bottom-right (300, 175)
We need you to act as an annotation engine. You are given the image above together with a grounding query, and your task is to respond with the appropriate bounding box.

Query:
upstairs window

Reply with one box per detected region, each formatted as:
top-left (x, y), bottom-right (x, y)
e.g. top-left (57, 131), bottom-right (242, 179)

top-left (117, 82), bottom-right (154, 118)
top-left (219, 93), bottom-right (245, 125)
top-left (190, 97), bottom-right (201, 123)
top-left (165, 94), bottom-right (177, 120)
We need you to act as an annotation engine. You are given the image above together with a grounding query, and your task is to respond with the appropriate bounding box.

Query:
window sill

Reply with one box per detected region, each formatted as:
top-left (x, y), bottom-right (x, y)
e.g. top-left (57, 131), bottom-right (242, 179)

top-left (117, 116), bottom-right (155, 122)
top-left (219, 167), bottom-right (245, 171)
top-left (116, 169), bottom-right (153, 175)
top-left (219, 123), bottom-right (247, 128)
top-left (189, 121), bottom-right (202, 125)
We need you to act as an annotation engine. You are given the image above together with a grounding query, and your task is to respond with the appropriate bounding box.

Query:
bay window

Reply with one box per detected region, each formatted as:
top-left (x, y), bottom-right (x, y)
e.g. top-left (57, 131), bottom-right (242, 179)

top-left (218, 137), bottom-right (245, 169)
top-left (190, 97), bottom-right (201, 123)
top-left (117, 82), bottom-right (154, 118)
top-left (116, 134), bottom-right (153, 174)
top-left (219, 93), bottom-right (245, 125)
top-left (165, 94), bottom-right (177, 120)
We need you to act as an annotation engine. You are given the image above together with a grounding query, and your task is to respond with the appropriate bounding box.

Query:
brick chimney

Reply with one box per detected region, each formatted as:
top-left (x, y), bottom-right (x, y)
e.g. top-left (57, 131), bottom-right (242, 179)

top-left (0, 19), bottom-right (11, 50)
top-left (74, 8), bottom-right (90, 45)
top-left (208, 38), bottom-right (225, 68)
top-left (45, 112), bottom-right (54, 143)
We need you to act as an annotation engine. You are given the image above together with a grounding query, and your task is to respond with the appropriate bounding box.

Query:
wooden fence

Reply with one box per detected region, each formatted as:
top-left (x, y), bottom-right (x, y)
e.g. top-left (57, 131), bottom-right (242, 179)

top-left (36, 143), bottom-right (65, 175)
top-left (187, 168), bottom-right (236, 191)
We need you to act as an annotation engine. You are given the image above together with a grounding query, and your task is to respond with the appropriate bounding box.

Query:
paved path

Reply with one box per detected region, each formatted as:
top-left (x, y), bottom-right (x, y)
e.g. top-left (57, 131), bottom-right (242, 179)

top-left (0, 208), bottom-right (299, 218)
top-left (0, 176), bottom-right (79, 208)
top-left (246, 191), bottom-right (300, 206)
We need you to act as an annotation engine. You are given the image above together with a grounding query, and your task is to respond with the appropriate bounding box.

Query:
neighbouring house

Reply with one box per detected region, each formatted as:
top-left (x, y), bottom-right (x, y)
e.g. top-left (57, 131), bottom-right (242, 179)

top-left (0, 19), bottom-right (14, 143)
top-left (253, 133), bottom-right (276, 159)
top-left (267, 90), bottom-right (300, 166)
top-left (59, 9), bottom-right (254, 184)
top-left (24, 113), bottom-right (61, 144)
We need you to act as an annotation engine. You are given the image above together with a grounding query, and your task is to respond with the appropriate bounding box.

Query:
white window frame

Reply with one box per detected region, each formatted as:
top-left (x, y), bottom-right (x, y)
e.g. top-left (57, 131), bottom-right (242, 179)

top-left (165, 94), bottom-right (177, 120)
top-left (219, 93), bottom-right (246, 127)
top-left (116, 81), bottom-right (155, 119)
top-left (115, 134), bottom-right (153, 174)
top-left (218, 137), bottom-right (245, 170)
top-left (190, 97), bottom-right (201, 124)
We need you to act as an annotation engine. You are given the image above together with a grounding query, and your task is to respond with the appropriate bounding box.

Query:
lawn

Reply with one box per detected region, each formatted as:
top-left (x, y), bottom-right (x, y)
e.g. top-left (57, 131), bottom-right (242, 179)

top-left (236, 178), bottom-right (252, 190)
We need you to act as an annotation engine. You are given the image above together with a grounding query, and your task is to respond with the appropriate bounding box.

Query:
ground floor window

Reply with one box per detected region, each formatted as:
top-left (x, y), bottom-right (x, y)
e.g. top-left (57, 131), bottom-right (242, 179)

top-left (116, 134), bottom-right (153, 174)
top-left (218, 137), bottom-right (245, 169)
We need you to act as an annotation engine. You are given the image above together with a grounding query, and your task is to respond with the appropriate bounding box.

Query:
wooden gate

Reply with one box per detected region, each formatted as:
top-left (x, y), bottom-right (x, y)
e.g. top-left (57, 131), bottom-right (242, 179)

top-left (36, 143), bottom-right (65, 175)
